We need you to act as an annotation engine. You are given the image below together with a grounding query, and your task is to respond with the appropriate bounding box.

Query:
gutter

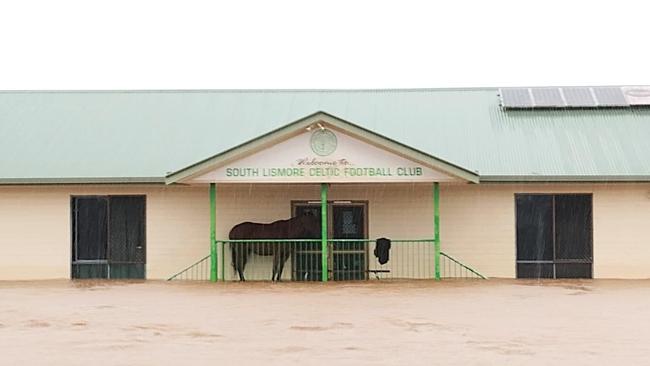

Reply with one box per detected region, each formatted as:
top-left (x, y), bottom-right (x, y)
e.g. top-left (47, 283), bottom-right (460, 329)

top-left (0, 177), bottom-right (166, 185)
top-left (480, 175), bottom-right (650, 183)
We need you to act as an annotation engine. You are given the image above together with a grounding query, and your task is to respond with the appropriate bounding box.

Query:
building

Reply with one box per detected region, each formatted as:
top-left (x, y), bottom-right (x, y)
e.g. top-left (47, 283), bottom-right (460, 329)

top-left (1, 87), bottom-right (650, 281)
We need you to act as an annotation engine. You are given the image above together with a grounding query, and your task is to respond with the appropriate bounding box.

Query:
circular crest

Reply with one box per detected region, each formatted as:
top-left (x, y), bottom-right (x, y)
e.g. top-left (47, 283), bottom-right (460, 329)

top-left (310, 129), bottom-right (337, 156)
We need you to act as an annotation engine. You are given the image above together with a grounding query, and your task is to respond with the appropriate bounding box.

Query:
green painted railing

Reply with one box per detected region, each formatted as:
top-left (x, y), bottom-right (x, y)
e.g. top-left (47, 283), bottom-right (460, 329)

top-left (168, 239), bottom-right (486, 281)
top-left (167, 255), bottom-right (211, 281)
top-left (440, 252), bottom-right (487, 279)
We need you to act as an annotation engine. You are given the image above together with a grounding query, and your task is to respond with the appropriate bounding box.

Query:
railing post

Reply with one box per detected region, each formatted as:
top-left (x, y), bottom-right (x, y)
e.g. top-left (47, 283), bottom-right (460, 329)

top-left (221, 239), bottom-right (225, 281)
top-left (210, 183), bottom-right (218, 282)
top-left (321, 183), bottom-right (328, 282)
top-left (434, 182), bottom-right (441, 280)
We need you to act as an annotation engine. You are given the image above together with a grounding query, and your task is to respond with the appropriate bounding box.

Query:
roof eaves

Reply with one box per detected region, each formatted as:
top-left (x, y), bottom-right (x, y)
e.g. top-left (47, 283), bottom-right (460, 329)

top-left (0, 87), bottom-right (498, 94)
top-left (165, 111), bottom-right (480, 184)
top-left (480, 175), bottom-right (650, 183)
top-left (317, 113), bottom-right (480, 183)
top-left (165, 111), bottom-right (325, 184)
top-left (0, 177), bottom-right (166, 185)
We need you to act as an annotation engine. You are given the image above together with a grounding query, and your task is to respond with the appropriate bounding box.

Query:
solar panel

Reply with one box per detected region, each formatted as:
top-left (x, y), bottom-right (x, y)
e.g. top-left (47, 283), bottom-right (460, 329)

top-left (499, 86), bottom-right (636, 109)
top-left (622, 86), bottom-right (650, 105)
top-left (500, 88), bottom-right (533, 108)
top-left (562, 87), bottom-right (596, 107)
top-left (593, 87), bottom-right (629, 107)
top-left (531, 88), bottom-right (565, 107)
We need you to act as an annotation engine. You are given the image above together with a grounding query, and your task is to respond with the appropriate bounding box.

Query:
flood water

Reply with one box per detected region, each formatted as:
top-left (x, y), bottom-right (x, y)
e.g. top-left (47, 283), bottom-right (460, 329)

top-left (1, 280), bottom-right (649, 365)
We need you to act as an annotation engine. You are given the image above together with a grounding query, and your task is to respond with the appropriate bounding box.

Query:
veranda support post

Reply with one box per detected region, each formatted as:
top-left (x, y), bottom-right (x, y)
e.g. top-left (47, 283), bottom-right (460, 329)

top-left (434, 182), bottom-right (441, 280)
top-left (210, 183), bottom-right (218, 282)
top-left (321, 183), bottom-right (328, 282)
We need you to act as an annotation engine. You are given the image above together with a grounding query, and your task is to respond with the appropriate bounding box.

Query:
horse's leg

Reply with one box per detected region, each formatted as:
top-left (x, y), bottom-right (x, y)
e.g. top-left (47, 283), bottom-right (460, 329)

top-left (239, 246), bottom-right (249, 281)
top-left (233, 244), bottom-right (247, 281)
top-left (272, 250), bottom-right (280, 282)
top-left (231, 245), bottom-right (240, 281)
top-left (276, 248), bottom-right (290, 282)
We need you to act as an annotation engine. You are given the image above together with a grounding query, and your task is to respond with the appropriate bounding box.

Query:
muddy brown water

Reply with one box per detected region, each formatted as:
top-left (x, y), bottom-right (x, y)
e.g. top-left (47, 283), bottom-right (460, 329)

top-left (1, 280), bottom-right (649, 365)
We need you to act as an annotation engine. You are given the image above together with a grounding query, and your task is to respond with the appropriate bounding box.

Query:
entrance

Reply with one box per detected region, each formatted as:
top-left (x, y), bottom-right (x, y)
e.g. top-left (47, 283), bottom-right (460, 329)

top-left (293, 201), bottom-right (367, 281)
top-left (515, 194), bottom-right (593, 279)
top-left (71, 196), bottom-right (146, 279)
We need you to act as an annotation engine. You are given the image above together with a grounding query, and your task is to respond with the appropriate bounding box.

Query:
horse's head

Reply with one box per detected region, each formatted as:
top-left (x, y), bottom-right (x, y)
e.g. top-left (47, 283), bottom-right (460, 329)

top-left (294, 211), bottom-right (321, 239)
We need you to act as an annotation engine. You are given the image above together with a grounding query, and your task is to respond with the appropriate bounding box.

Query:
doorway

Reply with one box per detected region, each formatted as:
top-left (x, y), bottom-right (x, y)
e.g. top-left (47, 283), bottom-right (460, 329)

top-left (71, 196), bottom-right (146, 279)
top-left (292, 201), bottom-right (368, 281)
top-left (515, 194), bottom-right (593, 279)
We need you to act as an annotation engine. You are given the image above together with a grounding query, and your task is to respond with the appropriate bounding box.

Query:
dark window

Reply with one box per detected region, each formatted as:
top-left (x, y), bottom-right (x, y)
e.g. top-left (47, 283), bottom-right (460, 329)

top-left (554, 195), bottom-right (593, 262)
top-left (515, 194), bottom-right (593, 279)
top-left (108, 196), bottom-right (146, 264)
top-left (73, 197), bottom-right (108, 261)
top-left (555, 263), bottom-right (592, 279)
top-left (516, 263), bottom-right (554, 279)
top-left (72, 196), bottom-right (146, 279)
top-left (516, 195), bottom-right (553, 261)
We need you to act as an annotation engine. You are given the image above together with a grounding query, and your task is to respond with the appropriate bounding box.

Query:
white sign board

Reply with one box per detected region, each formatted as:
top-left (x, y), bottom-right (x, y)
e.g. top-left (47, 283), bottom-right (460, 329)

top-left (190, 128), bottom-right (457, 183)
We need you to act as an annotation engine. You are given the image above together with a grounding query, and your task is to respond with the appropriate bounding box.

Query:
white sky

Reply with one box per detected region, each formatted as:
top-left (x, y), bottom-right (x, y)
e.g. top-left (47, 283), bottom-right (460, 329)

top-left (1, 0), bottom-right (648, 89)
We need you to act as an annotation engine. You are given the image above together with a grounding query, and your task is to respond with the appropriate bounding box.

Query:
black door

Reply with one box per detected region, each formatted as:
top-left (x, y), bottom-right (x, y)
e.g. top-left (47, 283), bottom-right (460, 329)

top-left (292, 203), bottom-right (367, 281)
top-left (332, 205), bottom-right (366, 280)
top-left (515, 194), bottom-right (592, 279)
top-left (72, 196), bottom-right (146, 279)
top-left (107, 196), bottom-right (146, 279)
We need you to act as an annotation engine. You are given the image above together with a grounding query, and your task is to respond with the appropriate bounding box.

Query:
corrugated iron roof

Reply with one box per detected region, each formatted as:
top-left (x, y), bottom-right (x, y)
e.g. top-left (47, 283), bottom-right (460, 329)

top-left (1, 88), bottom-right (650, 183)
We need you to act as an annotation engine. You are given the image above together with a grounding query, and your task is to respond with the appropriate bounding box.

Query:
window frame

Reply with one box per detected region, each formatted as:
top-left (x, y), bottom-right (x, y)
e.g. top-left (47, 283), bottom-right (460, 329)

top-left (514, 193), bottom-right (594, 279)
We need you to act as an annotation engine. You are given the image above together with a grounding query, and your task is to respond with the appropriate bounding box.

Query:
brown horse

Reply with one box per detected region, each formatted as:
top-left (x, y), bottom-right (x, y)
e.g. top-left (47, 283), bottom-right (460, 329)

top-left (229, 213), bottom-right (320, 281)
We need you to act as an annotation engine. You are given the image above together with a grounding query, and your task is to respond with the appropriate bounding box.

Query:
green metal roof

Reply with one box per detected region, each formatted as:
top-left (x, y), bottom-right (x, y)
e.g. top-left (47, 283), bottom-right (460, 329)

top-left (1, 88), bottom-right (650, 184)
top-left (165, 111), bottom-right (480, 184)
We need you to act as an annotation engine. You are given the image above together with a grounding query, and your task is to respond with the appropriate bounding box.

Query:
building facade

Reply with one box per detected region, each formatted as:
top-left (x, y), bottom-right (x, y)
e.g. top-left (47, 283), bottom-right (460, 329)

top-left (1, 88), bottom-right (649, 280)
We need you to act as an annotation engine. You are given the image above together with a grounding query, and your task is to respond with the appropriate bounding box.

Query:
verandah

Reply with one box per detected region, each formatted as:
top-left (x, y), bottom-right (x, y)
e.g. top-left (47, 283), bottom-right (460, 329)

top-left (205, 182), bottom-right (443, 282)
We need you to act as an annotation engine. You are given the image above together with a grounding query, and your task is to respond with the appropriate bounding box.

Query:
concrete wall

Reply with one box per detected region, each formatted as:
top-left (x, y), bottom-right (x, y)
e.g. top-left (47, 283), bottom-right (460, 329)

top-left (1, 182), bottom-right (650, 280)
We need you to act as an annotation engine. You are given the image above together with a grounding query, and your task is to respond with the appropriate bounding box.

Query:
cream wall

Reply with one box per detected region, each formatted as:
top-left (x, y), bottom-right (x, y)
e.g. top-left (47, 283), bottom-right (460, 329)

top-left (0, 183), bottom-right (435, 281)
top-left (0, 185), bottom-right (209, 280)
top-left (1, 182), bottom-right (650, 280)
top-left (441, 183), bottom-right (650, 279)
top-left (178, 182), bottom-right (650, 280)
top-left (215, 183), bottom-right (435, 280)
top-left (440, 184), bottom-right (516, 278)
top-left (215, 183), bottom-right (433, 243)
